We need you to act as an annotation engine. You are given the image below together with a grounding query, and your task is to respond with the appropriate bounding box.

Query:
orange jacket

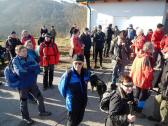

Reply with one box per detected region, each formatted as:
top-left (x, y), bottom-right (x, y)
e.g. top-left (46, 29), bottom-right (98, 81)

top-left (130, 53), bottom-right (154, 89)
top-left (40, 41), bottom-right (60, 66)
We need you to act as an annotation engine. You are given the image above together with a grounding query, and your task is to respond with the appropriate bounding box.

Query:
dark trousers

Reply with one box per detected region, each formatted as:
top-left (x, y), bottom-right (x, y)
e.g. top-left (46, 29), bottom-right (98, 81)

top-left (43, 65), bottom-right (54, 88)
top-left (152, 69), bottom-right (162, 88)
top-left (134, 86), bottom-right (149, 112)
top-left (67, 106), bottom-right (86, 126)
top-left (19, 84), bottom-right (45, 119)
top-left (104, 41), bottom-right (111, 57)
top-left (111, 63), bottom-right (123, 85)
top-left (94, 48), bottom-right (103, 66)
top-left (84, 52), bottom-right (90, 69)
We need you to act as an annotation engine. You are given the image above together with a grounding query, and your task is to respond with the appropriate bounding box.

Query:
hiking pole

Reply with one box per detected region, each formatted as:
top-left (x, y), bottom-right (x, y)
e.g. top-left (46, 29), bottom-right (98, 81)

top-left (127, 101), bottom-right (134, 126)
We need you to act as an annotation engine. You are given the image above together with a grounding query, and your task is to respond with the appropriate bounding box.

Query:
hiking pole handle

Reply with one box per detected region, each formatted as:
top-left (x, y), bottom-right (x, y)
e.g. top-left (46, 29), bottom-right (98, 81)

top-left (127, 101), bottom-right (134, 126)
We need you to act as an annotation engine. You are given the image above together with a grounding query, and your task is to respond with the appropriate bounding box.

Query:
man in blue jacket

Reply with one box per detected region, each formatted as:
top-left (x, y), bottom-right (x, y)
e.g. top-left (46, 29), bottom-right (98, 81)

top-left (13, 45), bottom-right (51, 124)
top-left (58, 54), bottom-right (90, 126)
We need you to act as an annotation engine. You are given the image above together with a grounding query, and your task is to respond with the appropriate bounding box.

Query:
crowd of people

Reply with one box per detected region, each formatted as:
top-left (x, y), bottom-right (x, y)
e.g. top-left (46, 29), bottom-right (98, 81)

top-left (0, 23), bottom-right (168, 126)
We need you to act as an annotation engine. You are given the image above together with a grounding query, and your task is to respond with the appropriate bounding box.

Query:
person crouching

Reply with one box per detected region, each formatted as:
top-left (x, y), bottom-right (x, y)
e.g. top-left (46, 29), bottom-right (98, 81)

top-left (106, 75), bottom-right (136, 126)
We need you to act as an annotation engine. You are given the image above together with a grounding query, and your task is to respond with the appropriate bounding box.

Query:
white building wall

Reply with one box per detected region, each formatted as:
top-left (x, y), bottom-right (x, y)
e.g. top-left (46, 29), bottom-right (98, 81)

top-left (87, 0), bottom-right (166, 34)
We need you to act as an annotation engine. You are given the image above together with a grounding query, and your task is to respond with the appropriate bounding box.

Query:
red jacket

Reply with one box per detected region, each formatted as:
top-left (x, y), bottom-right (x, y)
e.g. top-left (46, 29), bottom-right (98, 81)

top-left (130, 53), bottom-right (154, 89)
top-left (22, 35), bottom-right (36, 50)
top-left (151, 30), bottom-right (164, 50)
top-left (71, 36), bottom-right (84, 55)
top-left (146, 32), bottom-right (153, 42)
top-left (132, 35), bottom-right (146, 54)
top-left (160, 35), bottom-right (168, 49)
top-left (40, 41), bottom-right (60, 66)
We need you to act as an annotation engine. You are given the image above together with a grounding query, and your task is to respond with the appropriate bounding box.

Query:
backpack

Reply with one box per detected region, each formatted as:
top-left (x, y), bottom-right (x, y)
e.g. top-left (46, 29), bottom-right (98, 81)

top-left (100, 90), bottom-right (116, 113)
top-left (4, 59), bottom-right (20, 88)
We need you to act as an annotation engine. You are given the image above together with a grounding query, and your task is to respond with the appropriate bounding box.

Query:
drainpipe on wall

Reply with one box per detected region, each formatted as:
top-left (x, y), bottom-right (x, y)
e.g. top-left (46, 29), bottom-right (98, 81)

top-left (87, 2), bottom-right (91, 30)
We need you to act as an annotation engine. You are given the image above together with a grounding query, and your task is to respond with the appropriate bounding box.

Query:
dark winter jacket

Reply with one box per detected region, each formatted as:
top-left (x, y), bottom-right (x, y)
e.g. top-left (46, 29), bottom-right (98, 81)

top-left (106, 87), bottom-right (134, 126)
top-left (58, 67), bottom-right (90, 112)
top-left (80, 33), bottom-right (92, 53)
top-left (110, 37), bottom-right (130, 65)
top-left (93, 31), bottom-right (105, 49)
top-left (159, 59), bottom-right (168, 99)
top-left (105, 27), bottom-right (114, 42)
top-left (38, 36), bottom-right (45, 45)
top-left (40, 28), bottom-right (48, 36)
top-left (5, 37), bottom-right (22, 58)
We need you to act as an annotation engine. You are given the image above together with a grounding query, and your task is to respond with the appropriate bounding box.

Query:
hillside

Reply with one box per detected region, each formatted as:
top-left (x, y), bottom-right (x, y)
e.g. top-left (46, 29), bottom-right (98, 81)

top-left (0, 0), bottom-right (87, 39)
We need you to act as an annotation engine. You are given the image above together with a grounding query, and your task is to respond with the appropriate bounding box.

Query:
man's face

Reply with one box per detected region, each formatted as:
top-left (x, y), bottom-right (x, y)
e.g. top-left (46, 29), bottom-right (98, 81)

top-left (158, 27), bottom-right (164, 32)
top-left (11, 34), bottom-right (17, 38)
top-left (73, 61), bottom-right (84, 72)
top-left (121, 82), bottom-right (133, 94)
top-left (98, 28), bottom-right (102, 32)
top-left (85, 30), bottom-right (89, 35)
top-left (19, 48), bottom-right (27, 58)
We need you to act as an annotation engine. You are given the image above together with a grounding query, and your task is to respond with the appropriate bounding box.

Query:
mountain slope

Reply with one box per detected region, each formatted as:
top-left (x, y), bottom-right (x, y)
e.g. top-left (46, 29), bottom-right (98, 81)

top-left (0, 0), bottom-right (87, 38)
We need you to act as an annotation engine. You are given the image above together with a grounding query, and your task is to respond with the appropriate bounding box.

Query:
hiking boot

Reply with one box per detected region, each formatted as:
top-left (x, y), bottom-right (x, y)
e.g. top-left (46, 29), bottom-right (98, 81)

top-left (39, 111), bottom-right (52, 116)
top-left (23, 118), bottom-right (35, 125)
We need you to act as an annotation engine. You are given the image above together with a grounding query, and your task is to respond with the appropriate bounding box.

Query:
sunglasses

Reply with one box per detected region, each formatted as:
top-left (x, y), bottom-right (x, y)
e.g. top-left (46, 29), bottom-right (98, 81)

top-left (123, 82), bottom-right (133, 88)
top-left (75, 62), bottom-right (82, 65)
top-left (124, 85), bottom-right (133, 88)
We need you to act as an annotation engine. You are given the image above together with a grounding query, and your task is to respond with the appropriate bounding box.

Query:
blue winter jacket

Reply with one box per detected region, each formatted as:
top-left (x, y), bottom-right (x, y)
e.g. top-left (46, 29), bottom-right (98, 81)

top-left (12, 55), bottom-right (40, 89)
top-left (58, 67), bottom-right (90, 112)
top-left (27, 49), bottom-right (40, 63)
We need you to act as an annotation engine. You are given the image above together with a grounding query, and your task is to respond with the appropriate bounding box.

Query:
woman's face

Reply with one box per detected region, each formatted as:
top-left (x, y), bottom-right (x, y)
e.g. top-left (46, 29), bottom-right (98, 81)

top-left (23, 31), bottom-right (29, 37)
top-left (73, 61), bottom-right (84, 72)
top-left (45, 36), bottom-right (51, 42)
top-left (18, 48), bottom-right (27, 58)
top-left (75, 31), bottom-right (80, 37)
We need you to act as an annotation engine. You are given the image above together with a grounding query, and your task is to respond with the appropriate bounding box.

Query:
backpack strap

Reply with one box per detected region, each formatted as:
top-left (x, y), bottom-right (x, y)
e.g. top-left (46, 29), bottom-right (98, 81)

top-left (66, 69), bottom-right (72, 88)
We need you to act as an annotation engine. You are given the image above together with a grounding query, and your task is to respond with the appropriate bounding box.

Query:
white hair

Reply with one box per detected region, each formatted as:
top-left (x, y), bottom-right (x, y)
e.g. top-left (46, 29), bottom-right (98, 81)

top-left (143, 42), bottom-right (154, 53)
top-left (136, 28), bottom-right (144, 35)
